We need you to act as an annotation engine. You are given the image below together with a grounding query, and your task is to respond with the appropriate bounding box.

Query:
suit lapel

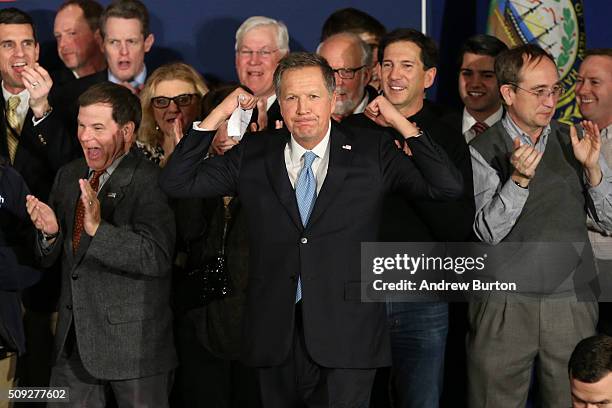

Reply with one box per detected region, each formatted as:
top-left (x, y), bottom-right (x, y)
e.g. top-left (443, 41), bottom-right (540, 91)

top-left (65, 161), bottom-right (89, 264)
top-left (264, 129), bottom-right (303, 230)
top-left (307, 124), bottom-right (352, 227)
top-left (73, 150), bottom-right (136, 264)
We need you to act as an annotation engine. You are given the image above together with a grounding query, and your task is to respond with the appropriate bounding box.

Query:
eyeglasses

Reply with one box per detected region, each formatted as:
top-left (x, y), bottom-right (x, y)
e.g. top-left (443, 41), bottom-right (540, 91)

top-left (508, 83), bottom-right (564, 101)
top-left (332, 65), bottom-right (366, 79)
top-left (237, 48), bottom-right (279, 59)
top-left (151, 93), bottom-right (199, 109)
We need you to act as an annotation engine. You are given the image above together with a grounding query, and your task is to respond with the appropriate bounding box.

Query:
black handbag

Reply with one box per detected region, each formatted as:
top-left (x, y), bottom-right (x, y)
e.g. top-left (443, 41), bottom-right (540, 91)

top-left (178, 198), bottom-right (234, 311)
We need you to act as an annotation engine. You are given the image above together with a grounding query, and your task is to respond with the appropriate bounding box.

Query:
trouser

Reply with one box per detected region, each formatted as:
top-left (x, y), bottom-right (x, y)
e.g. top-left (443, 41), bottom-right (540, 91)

top-left (386, 301), bottom-right (448, 408)
top-left (48, 346), bottom-right (172, 408)
top-left (0, 351), bottom-right (17, 408)
top-left (467, 294), bottom-right (597, 408)
top-left (257, 302), bottom-right (377, 408)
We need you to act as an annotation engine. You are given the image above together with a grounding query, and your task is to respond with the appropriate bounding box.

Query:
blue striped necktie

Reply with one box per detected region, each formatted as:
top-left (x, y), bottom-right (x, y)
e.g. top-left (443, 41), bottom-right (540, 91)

top-left (295, 151), bottom-right (317, 302)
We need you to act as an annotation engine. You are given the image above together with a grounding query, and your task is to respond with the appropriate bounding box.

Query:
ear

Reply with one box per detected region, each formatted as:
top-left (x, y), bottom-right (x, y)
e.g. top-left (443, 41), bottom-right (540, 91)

top-left (499, 84), bottom-right (515, 106)
top-left (423, 67), bottom-right (437, 89)
top-left (144, 33), bottom-right (155, 53)
top-left (34, 42), bottom-right (40, 62)
top-left (94, 29), bottom-right (103, 47)
top-left (121, 122), bottom-right (136, 147)
top-left (362, 64), bottom-right (372, 85)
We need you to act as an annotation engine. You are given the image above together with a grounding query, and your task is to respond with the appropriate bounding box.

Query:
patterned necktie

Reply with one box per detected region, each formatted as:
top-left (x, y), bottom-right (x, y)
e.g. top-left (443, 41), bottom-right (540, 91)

top-left (72, 170), bottom-right (104, 253)
top-left (295, 151), bottom-right (317, 302)
top-left (6, 96), bottom-right (22, 163)
top-left (471, 121), bottom-right (489, 137)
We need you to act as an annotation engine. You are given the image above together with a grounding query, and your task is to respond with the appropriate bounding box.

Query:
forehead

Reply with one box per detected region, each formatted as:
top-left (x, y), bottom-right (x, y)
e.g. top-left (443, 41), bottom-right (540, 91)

top-left (383, 40), bottom-right (422, 62)
top-left (78, 102), bottom-right (116, 124)
top-left (153, 79), bottom-right (196, 96)
top-left (572, 373), bottom-right (612, 400)
top-left (240, 25), bottom-right (278, 48)
top-left (518, 56), bottom-right (559, 85)
top-left (461, 52), bottom-right (495, 70)
top-left (0, 23), bottom-right (35, 41)
top-left (580, 55), bottom-right (612, 76)
top-left (319, 37), bottom-right (361, 67)
top-left (55, 5), bottom-right (86, 28)
top-left (104, 17), bottom-right (143, 38)
top-left (281, 66), bottom-right (328, 92)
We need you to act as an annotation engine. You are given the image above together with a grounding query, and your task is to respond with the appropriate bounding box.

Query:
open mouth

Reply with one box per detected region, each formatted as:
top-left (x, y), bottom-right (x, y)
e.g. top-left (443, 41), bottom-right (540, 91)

top-left (12, 61), bottom-right (27, 73)
top-left (118, 60), bottom-right (131, 70)
top-left (86, 147), bottom-right (102, 161)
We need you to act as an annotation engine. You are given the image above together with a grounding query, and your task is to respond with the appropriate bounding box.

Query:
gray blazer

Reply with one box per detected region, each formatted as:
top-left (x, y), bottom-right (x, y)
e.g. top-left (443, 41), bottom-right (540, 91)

top-left (39, 149), bottom-right (177, 380)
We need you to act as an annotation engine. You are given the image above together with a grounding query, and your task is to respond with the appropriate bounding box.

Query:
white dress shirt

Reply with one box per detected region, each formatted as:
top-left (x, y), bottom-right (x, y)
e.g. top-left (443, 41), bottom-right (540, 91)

top-left (462, 106), bottom-right (503, 143)
top-left (284, 121), bottom-right (331, 195)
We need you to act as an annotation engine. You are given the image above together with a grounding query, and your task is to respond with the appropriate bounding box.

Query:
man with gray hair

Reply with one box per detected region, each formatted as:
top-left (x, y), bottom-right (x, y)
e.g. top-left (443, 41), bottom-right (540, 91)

top-left (227, 16), bottom-right (288, 138)
top-left (161, 51), bottom-right (463, 407)
top-left (317, 32), bottom-right (376, 122)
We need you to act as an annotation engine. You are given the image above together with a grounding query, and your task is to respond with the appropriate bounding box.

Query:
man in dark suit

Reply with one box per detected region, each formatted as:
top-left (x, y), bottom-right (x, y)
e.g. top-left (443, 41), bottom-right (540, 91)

top-left (52, 0), bottom-right (106, 85)
top-left (26, 82), bottom-right (176, 407)
top-left (0, 155), bottom-right (41, 394)
top-left (160, 52), bottom-right (463, 407)
top-left (0, 7), bottom-right (83, 388)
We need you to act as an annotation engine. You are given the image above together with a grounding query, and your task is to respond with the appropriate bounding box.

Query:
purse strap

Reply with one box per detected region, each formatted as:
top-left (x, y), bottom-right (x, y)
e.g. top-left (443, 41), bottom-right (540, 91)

top-left (219, 196), bottom-right (233, 256)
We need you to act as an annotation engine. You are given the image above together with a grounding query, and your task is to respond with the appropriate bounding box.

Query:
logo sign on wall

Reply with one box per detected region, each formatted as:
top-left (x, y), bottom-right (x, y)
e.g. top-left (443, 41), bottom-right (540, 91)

top-left (487, 0), bottom-right (586, 124)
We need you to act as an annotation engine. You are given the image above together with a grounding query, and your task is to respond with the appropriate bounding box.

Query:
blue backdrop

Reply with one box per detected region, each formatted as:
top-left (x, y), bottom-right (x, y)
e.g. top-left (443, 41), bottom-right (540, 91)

top-left (2, 0), bottom-right (610, 102)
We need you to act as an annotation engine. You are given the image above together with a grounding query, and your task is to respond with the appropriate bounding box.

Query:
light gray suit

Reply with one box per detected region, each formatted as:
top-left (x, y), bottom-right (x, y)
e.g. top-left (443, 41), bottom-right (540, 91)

top-left (39, 149), bottom-right (177, 406)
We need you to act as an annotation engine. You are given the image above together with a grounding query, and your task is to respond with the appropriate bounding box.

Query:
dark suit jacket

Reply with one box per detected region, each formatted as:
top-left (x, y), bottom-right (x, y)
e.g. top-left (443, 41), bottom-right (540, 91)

top-left (0, 159), bottom-right (41, 354)
top-left (0, 97), bottom-right (79, 201)
top-left (39, 149), bottom-right (177, 380)
top-left (343, 100), bottom-right (475, 242)
top-left (160, 122), bottom-right (463, 368)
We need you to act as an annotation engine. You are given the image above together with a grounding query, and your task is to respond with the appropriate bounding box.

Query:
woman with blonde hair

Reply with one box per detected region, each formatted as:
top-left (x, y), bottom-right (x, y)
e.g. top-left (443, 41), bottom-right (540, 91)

top-left (137, 62), bottom-right (208, 165)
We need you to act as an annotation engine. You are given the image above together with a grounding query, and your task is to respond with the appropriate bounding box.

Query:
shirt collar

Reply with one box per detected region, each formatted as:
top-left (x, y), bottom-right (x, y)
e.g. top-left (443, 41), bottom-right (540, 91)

top-left (108, 65), bottom-right (147, 88)
top-left (88, 152), bottom-right (127, 178)
top-left (2, 82), bottom-right (29, 104)
top-left (502, 112), bottom-right (551, 150)
top-left (352, 92), bottom-right (370, 115)
top-left (289, 120), bottom-right (331, 164)
top-left (462, 106), bottom-right (504, 134)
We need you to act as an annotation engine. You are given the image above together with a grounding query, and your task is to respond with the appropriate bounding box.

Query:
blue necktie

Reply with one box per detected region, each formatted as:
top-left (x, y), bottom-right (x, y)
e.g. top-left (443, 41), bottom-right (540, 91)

top-left (295, 151), bottom-right (317, 302)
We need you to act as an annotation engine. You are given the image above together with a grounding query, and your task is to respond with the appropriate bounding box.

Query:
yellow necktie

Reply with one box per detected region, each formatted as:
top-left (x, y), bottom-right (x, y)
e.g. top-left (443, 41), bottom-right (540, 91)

top-left (6, 95), bottom-right (22, 163)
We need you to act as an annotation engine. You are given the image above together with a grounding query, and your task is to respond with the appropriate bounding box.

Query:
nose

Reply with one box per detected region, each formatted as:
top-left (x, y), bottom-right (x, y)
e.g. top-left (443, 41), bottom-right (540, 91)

top-left (248, 52), bottom-right (261, 64)
top-left (13, 43), bottom-right (25, 57)
top-left (334, 72), bottom-right (345, 86)
top-left (78, 126), bottom-right (93, 142)
top-left (297, 97), bottom-right (310, 115)
top-left (119, 42), bottom-right (128, 56)
top-left (167, 99), bottom-right (180, 112)
top-left (389, 64), bottom-right (402, 80)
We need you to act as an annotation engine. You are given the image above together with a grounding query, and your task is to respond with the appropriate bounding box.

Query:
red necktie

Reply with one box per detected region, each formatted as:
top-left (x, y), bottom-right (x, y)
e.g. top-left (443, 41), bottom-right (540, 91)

top-left (471, 121), bottom-right (489, 137)
top-left (72, 171), bottom-right (104, 253)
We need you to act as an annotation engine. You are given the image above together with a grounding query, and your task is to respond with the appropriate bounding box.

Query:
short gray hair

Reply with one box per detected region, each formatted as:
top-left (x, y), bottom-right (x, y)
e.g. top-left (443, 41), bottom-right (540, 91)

top-left (235, 16), bottom-right (289, 54)
top-left (316, 32), bottom-right (372, 67)
top-left (273, 52), bottom-right (335, 98)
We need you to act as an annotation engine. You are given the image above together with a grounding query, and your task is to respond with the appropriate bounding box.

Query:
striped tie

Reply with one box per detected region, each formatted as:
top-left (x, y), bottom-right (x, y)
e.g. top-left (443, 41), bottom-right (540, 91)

top-left (72, 170), bottom-right (104, 253)
top-left (6, 96), bottom-right (22, 163)
top-left (295, 151), bottom-right (317, 302)
top-left (471, 121), bottom-right (489, 137)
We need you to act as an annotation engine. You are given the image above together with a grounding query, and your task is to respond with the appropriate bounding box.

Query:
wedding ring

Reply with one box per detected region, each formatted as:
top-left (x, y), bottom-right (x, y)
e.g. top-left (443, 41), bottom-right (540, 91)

top-left (31, 82), bottom-right (40, 87)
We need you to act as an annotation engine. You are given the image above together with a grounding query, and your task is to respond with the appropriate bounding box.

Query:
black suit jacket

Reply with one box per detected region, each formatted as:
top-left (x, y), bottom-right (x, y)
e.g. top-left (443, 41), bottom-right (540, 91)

top-left (343, 101), bottom-right (475, 242)
top-left (0, 97), bottom-right (80, 201)
top-left (160, 122), bottom-right (463, 368)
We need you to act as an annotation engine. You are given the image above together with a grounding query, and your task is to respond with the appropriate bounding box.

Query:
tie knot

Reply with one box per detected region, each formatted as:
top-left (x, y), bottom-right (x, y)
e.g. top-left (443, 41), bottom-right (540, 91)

top-left (302, 151), bottom-right (317, 168)
top-left (89, 170), bottom-right (105, 190)
top-left (7, 95), bottom-right (20, 111)
top-left (471, 121), bottom-right (489, 136)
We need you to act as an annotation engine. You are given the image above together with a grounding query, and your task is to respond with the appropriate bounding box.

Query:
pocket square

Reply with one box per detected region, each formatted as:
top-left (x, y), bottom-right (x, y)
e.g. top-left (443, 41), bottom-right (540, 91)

top-left (342, 144), bottom-right (352, 150)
